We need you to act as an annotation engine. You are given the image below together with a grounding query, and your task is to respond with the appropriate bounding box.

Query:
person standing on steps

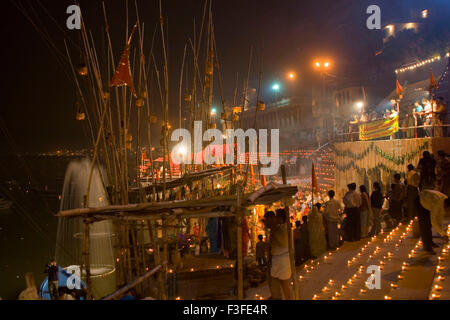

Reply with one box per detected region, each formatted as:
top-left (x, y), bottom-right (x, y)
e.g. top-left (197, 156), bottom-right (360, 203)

top-left (264, 210), bottom-right (291, 300)
top-left (369, 182), bottom-right (383, 237)
top-left (323, 190), bottom-right (343, 250)
top-left (343, 183), bottom-right (362, 242)
top-left (406, 165), bottom-right (421, 237)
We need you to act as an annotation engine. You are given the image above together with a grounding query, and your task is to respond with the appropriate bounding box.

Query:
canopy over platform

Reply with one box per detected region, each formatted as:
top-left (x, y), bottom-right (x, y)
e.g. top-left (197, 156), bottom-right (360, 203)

top-left (57, 183), bottom-right (298, 222)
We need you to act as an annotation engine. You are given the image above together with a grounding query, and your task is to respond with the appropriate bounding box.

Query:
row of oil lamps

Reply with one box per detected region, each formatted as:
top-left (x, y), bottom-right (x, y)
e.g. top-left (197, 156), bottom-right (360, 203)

top-left (312, 220), bottom-right (415, 300)
top-left (428, 224), bottom-right (450, 300)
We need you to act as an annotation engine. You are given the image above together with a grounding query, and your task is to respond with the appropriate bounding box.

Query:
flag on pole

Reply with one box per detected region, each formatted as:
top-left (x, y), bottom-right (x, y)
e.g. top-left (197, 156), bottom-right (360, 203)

top-left (430, 68), bottom-right (438, 93)
top-left (250, 164), bottom-right (255, 186)
top-left (312, 162), bottom-right (318, 194)
top-left (260, 174), bottom-right (266, 187)
top-left (395, 80), bottom-right (404, 97)
top-left (111, 23), bottom-right (137, 97)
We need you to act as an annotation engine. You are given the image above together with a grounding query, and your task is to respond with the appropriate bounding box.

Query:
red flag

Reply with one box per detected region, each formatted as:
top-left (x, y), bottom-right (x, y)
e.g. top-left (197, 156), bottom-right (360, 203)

top-left (430, 68), bottom-right (438, 93)
top-left (312, 162), bottom-right (318, 194)
top-left (396, 80), bottom-right (404, 97)
top-left (260, 174), bottom-right (266, 187)
top-left (250, 164), bottom-right (255, 186)
top-left (111, 24), bottom-right (137, 97)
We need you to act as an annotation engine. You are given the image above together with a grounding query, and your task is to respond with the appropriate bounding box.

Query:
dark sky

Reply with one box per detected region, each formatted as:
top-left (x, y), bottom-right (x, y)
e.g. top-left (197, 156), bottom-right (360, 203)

top-left (1, 0), bottom-right (446, 153)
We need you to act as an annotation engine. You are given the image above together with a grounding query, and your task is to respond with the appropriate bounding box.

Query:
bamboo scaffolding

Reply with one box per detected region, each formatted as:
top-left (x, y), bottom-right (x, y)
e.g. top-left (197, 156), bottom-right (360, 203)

top-left (102, 262), bottom-right (167, 300)
top-left (280, 165), bottom-right (300, 300)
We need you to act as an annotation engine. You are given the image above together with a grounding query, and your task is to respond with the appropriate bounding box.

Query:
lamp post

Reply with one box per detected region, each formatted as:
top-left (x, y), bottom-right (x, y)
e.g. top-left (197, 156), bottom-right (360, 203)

top-left (314, 60), bottom-right (332, 139)
top-left (272, 83), bottom-right (281, 101)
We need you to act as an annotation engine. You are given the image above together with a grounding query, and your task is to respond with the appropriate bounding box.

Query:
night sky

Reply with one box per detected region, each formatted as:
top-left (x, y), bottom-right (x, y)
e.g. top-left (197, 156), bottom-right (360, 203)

top-left (1, 0), bottom-right (447, 153)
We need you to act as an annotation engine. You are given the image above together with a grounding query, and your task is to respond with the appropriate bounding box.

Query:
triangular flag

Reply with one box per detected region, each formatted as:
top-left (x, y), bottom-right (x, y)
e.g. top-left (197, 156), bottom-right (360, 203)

top-left (396, 79), bottom-right (404, 97)
top-left (111, 24), bottom-right (137, 97)
top-left (260, 174), bottom-right (266, 187)
top-left (430, 68), bottom-right (438, 93)
top-left (312, 162), bottom-right (318, 194)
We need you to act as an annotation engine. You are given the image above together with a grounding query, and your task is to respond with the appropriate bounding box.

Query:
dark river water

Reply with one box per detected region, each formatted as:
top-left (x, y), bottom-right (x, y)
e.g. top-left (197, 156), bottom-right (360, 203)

top-left (0, 155), bottom-right (74, 299)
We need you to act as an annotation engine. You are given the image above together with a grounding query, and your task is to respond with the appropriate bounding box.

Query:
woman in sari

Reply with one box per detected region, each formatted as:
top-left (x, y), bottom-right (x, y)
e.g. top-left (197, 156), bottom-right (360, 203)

top-left (359, 185), bottom-right (372, 238)
top-left (308, 205), bottom-right (327, 258)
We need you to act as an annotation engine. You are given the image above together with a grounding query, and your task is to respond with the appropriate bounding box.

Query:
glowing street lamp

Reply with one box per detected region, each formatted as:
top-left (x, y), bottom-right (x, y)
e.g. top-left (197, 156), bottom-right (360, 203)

top-left (314, 60), bottom-right (331, 69)
top-left (272, 83), bottom-right (280, 91)
top-left (287, 72), bottom-right (296, 80)
top-left (211, 108), bottom-right (217, 116)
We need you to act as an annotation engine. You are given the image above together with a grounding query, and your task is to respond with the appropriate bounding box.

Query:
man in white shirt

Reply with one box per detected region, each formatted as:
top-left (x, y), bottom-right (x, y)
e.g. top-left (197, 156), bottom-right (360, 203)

top-left (343, 183), bottom-right (362, 241)
top-left (423, 99), bottom-right (433, 137)
top-left (419, 189), bottom-right (449, 243)
top-left (324, 190), bottom-right (343, 249)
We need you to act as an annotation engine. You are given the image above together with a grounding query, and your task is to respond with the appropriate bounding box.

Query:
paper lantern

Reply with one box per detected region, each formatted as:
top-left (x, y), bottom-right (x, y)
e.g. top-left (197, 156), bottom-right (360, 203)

top-left (77, 64), bottom-right (88, 76)
top-left (257, 101), bottom-right (265, 111)
top-left (136, 98), bottom-right (144, 107)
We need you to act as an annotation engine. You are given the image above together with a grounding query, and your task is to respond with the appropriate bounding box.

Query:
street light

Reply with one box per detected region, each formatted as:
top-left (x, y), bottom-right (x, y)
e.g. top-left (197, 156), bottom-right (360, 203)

top-left (211, 108), bottom-right (217, 116)
top-left (287, 72), bottom-right (296, 80)
top-left (271, 83), bottom-right (281, 101)
top-left (313, 59), bottom-right (333, 140)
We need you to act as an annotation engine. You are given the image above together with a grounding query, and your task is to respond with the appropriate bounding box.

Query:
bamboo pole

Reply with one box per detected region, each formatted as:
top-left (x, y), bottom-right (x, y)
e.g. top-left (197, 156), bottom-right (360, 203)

top-left (162, 218), bottom-right (169, 300)
top-left (82, 220), bottom-right (92, 299)
top-left (102, 262), bottom-right (166, 300)
top-left (280, 165), bottom-right (299, 300)
top-left (147, 220), bottom-right (166, 299)
top-left (236, 185), bottom-right (244, 299)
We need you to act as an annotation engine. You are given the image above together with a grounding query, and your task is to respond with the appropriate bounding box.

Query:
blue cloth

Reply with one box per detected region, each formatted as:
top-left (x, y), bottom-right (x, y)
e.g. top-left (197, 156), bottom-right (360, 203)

top-left (39, 267), bottom-right (86, 300)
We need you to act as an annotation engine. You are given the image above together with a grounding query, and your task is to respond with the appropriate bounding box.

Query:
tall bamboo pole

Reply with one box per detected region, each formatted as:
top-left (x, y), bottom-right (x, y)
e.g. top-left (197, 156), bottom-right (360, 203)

top-left (82, 220), bottom-right (92, 299)
top-left (147, 220), bottom-right (166, 299)
top-left (236, 185), bottom-right (244, 299)
top-left (280, 164), bottom-right (299, 300)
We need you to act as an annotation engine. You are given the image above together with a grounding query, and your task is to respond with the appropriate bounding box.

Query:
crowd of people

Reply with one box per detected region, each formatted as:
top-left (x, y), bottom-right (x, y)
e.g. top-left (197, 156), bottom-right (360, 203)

top-left (347, 97), bottom-right (449, 141)
top-left (257, 149), bottom-right (450, 299)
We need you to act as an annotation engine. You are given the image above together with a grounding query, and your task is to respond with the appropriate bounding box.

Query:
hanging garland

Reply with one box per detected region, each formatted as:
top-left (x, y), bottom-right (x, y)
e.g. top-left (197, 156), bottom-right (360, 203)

top-left (332, 140), bottom-right (430, 166)
top-left (335, 160), bottom-right (407, 179)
